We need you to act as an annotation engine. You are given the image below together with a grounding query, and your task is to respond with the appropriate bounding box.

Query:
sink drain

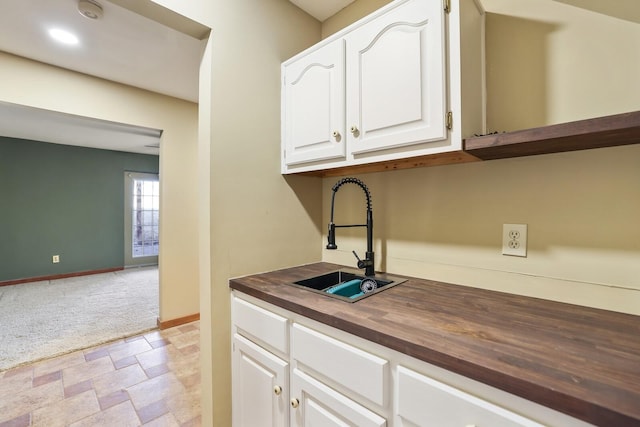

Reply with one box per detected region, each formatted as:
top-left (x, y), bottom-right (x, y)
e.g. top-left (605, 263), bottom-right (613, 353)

top-left (360, 279), bottom-right (378, 293)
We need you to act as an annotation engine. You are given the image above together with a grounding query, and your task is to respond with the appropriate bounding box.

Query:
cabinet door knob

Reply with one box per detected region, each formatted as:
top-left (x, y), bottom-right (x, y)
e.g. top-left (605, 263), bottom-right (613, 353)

top-left (350, 126), bottom-right (359, 136)
top-left (290, 398), bottom-right (300, 408)
top-left (332, 130), bottom-right (340, 139)
top-left (273, 385), bottom-right (282, 395)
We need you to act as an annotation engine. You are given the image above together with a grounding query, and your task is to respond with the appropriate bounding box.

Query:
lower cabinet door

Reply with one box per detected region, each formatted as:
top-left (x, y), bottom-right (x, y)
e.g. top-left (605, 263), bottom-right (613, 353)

top-left (290, 368), bottom-right (386, 427)
top-left (396, 366), bottom-right (543, 427)
top-left (232, 334), bottom-right (289, 427)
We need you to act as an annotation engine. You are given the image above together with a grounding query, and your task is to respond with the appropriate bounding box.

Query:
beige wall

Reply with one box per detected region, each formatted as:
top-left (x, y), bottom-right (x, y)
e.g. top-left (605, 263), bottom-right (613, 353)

top-left (152, 0), bottom-right (323, 425)
top-left (321, 0), bottom-right (640, 315)
top-left (322, 0), bottom-right (392, 37)
top-left (157, 91), bottom-right (200, 323)
top-left (484, 0), bottom-right (640, 130)
top-left (206, 2), bottom-right (322, 424)
top-left (0, 52), bottom-right (200, 323)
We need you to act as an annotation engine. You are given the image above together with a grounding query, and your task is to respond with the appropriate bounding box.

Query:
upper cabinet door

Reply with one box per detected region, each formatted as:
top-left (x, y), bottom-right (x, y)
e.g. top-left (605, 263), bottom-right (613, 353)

top-left (283, 39), bottom-right (346, 167)
top-left (345, 0), bottom-right (446, 155)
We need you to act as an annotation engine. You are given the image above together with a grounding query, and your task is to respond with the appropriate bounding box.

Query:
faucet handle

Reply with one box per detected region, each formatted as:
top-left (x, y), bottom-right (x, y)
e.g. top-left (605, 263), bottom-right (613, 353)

top-left (352, 251), bottom-right (367, 270)
top-left (353, 250), bottom-right (374, 275)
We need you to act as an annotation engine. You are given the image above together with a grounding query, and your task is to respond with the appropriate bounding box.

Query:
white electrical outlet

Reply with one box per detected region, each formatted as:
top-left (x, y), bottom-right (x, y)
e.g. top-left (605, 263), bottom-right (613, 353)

top-left (502, 224), bottom-right (527, 257)
top-left (52, 255), bottom-right (60, 263)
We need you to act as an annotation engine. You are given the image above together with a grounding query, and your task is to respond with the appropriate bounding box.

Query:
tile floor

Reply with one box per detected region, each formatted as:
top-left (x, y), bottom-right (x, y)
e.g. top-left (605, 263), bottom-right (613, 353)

top-left (0, 322), bottom-right (201, 427)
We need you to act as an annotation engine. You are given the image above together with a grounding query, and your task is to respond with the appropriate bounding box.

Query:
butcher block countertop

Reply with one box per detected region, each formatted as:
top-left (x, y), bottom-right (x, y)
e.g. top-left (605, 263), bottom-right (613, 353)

top-left (229, 262), bottom-right (640, 426)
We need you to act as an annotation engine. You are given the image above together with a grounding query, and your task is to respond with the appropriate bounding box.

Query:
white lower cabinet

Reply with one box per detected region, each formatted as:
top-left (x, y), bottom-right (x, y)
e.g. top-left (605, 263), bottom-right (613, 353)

top-left (232, 333), bottom-right (289, 427)
top-left (232, 292), bottom-right (591, 427)
top-left (290, 369), bottom-right (386, 427)
top-left (396, 366), bottom-right (542, 427)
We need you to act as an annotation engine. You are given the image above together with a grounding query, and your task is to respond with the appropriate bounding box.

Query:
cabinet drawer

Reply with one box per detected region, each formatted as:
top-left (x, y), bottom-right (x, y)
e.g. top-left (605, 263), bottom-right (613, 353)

top-left (232, 296), bottom-right (288, 355)
top-left (397, 366), bottom-right (543, 427)
top-left (292, 323), bottom-right (388, 407)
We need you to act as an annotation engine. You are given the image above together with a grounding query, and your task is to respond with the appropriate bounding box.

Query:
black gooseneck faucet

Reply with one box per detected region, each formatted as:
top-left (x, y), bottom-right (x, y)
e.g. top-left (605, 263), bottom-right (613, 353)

top-left (326, 177), bottom-right (375, 277)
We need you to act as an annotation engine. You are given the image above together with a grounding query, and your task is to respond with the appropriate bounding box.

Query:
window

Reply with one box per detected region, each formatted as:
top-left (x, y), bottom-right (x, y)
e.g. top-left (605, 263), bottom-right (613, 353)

top-left (124, 172), bottom-right (159, 266)
top-left (132, 178), bottom-right (159, 257)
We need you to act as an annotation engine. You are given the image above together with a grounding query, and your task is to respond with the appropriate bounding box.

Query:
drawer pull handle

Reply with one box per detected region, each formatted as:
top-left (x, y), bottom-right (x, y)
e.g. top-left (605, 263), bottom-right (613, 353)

top-left (273, 385), bottom-right (282, 396)
top-left (290, 398), bottom-right (299, 408)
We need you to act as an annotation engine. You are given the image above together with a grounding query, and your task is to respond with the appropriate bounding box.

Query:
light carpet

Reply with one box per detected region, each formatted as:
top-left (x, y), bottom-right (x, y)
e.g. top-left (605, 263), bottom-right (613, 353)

top-left (0, 266), bottom-right (158, 371)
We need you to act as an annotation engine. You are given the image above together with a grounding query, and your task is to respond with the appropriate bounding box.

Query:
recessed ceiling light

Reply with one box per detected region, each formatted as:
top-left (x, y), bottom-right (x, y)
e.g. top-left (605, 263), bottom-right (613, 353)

top-left (78, 0), bottom-right (104, 20)
top-left (48, 28), bottom-right (79, 45)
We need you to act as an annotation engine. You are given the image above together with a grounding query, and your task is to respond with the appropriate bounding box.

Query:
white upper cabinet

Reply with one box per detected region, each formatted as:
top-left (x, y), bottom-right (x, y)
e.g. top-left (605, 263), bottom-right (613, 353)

top-left (345, 0), bottom-right (445, 155)
top-left (282, 39), bottom-right (346, 166)
top-left (281, 0), bottom-right (485, 175)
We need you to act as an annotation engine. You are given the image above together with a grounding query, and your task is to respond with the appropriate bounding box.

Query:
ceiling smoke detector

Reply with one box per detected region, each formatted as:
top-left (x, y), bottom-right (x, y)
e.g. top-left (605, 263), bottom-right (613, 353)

top-left (78, 0), bottom-right (103, 20)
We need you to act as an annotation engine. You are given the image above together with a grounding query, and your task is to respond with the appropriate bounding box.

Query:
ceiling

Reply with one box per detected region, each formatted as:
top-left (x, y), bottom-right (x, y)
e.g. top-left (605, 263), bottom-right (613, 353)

top-left (0, 101), bottom-right (163, 155)
top-left (0, 0), bottom-right (205, 102)
top-left (480, 0), bottom-right (640, 24)
top-left (0, 0), bottom-right (206, 155)
top-left (289, 0), bottom-right (356, 21)
top-left (552, 0), bottom-right (640, 24)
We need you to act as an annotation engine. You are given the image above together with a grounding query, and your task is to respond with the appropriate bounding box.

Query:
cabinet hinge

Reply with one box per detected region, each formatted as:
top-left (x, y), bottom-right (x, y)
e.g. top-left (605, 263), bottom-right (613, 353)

top-left (444, 0), bottom-right (451, 14)
top-left (446, 111), bottom-right (453, 130)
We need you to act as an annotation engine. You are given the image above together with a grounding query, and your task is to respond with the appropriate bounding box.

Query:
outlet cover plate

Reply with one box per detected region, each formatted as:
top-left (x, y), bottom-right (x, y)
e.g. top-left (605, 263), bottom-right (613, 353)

top-left (502, 224), bottom-right (527, 257)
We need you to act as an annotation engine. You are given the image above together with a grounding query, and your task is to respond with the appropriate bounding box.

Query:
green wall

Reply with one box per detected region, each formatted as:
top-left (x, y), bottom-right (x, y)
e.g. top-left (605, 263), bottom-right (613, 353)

top-left (0, 137), bottom-right (159, 282)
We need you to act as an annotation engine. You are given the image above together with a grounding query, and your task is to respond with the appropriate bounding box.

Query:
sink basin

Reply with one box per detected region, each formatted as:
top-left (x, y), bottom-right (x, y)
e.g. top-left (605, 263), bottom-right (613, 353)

top-left (290, 269), bottom-right (406, 302)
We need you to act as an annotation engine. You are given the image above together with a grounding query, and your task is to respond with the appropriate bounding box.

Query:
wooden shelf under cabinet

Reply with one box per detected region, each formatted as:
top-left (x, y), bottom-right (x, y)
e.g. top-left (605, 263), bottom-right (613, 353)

top-left (463, 110), bottom-right (640, 160)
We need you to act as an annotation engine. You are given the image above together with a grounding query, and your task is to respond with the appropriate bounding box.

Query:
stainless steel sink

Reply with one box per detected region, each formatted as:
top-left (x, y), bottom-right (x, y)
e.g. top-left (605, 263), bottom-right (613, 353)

top-left (290, 269), bottom-right (406, 302)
